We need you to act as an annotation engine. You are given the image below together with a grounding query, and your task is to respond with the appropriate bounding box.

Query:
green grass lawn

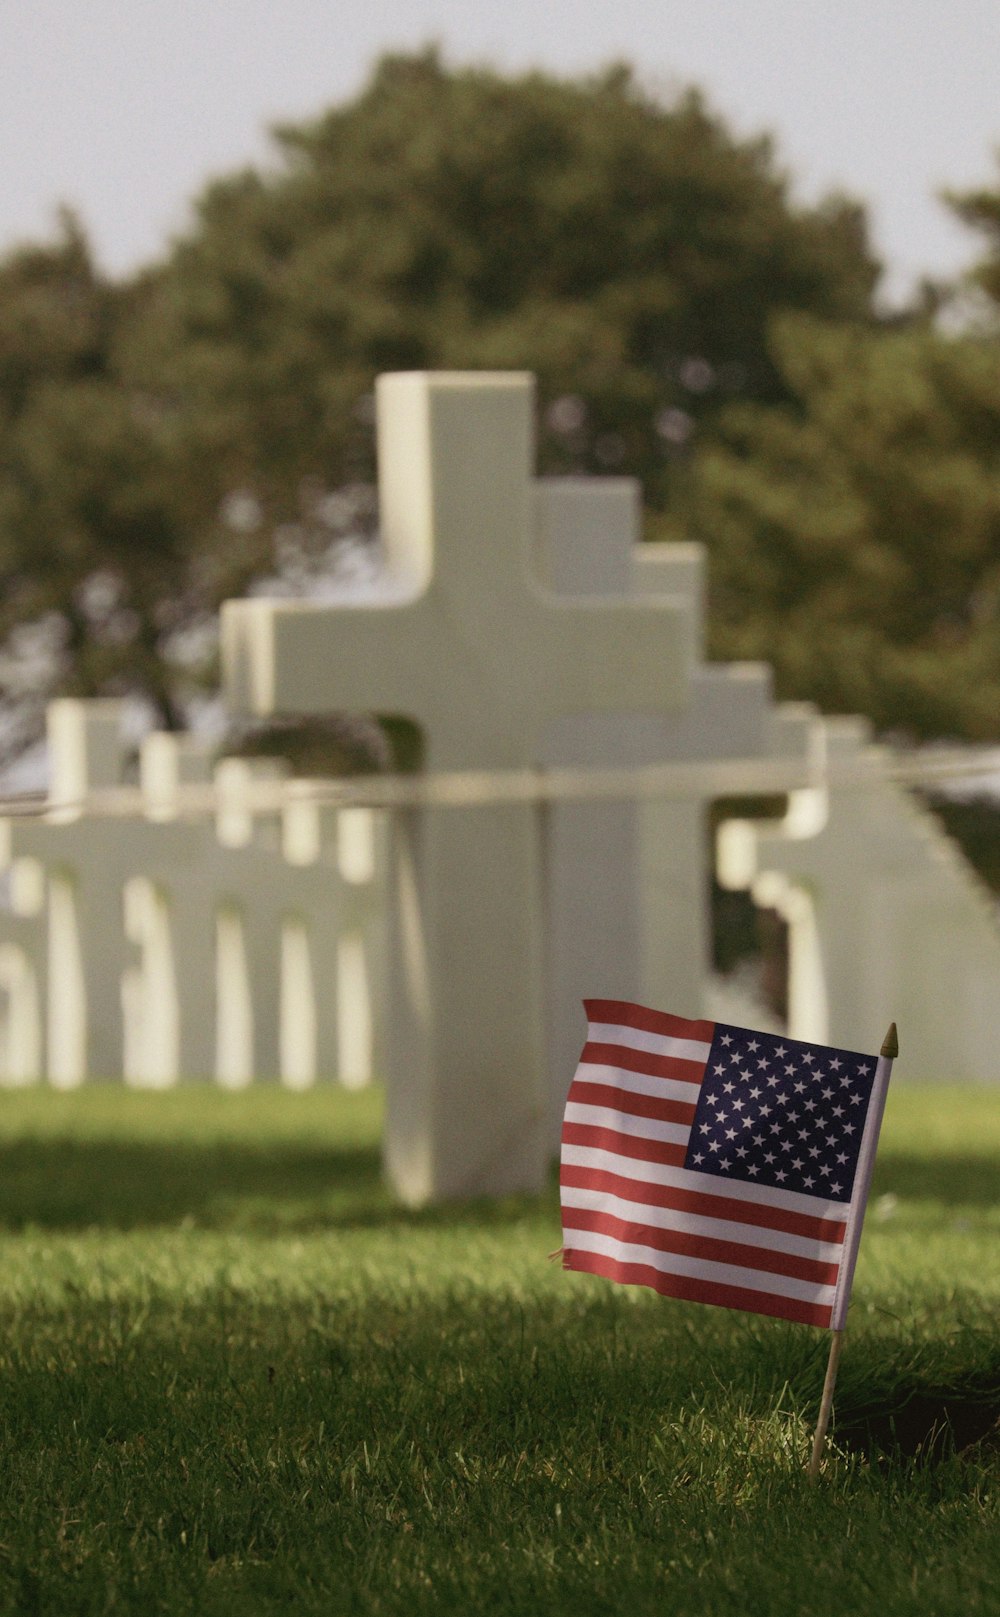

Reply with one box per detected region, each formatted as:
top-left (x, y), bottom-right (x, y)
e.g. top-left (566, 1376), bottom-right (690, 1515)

top-left (0, 1082), bottom-right (996, 1617)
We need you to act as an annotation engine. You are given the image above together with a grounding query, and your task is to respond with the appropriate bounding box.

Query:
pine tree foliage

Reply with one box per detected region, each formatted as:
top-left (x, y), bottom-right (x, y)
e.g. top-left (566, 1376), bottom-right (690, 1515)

top-left (685, 314), bottom-right (1000, 739)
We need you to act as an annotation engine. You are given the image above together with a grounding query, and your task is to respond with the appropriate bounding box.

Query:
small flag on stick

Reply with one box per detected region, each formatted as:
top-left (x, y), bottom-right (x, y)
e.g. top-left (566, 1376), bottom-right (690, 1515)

top-left (560, 1001), bottom-right (895, 1331)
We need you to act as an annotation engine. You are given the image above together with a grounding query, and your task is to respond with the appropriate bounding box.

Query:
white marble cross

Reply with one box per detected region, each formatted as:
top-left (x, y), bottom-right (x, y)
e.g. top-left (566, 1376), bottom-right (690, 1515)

top-left (536, 479), bottom-right (814, 1145)
top-left (222, 372), bottom-right (693, 1203)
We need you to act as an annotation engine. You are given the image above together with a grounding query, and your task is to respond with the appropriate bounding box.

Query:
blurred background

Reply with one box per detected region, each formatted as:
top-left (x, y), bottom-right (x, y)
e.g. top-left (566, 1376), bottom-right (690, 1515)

top-left (2, 1), bottom-right (1000, 934)
top-left (1, 16), bottom-right (998, 1595)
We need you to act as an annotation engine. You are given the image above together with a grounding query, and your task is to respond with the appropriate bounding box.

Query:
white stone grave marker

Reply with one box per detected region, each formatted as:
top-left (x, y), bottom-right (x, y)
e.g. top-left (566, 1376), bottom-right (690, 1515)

top-left (718, 716), bottom-right (1000, 1078)
top-left (123, 743), bottom-right (384, 1090)
top-left (1, 700), bottom-right (134, 1083)
top-left (282, 794), bottom-right (387, 1089)
top-left (120, 732), bottom-right (220, 1084)
top-left (0, 856), bottom-right (47, 1082)
top-left (222, 372), bottom-right (693, 1203)
top-left (536, 479), bottom-right (813, 1143)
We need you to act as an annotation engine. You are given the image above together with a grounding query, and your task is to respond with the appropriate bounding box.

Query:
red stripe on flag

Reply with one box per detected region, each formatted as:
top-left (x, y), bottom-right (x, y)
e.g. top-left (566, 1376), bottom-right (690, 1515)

top-left (561, 1205), bottom-right (840, 1288)
top-left (580, 1042), bottom-right (705, 1085)
top-left (584, 1000), bottom-right (716, 1043)
top-left (566, 1081), bottom-right (697, 1127)
top-left (563, 1248), bottom-right (833, 1328)
top-left (560, 1123), bottom-right (688, 1167)
top-left (560, 1162), bottom-right (847, 1245)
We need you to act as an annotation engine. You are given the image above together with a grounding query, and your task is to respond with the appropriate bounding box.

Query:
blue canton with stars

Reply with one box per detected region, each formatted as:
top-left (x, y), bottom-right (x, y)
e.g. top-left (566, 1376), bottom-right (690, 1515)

top-left (683, 1025), bottom-right (877, 1203)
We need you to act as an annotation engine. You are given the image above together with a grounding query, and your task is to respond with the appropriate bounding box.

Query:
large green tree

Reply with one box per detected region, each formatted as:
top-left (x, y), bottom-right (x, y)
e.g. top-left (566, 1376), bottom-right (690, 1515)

top-left (130, 49), bottom-right (880, 514)
top-left (0, 50), bottom-right (893, 754)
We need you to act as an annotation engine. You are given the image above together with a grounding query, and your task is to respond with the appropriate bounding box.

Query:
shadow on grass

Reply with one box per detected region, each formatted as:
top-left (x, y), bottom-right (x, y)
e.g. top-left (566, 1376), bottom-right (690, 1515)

top-left (0, 1130), bottom-right (991, 1233)
top-left (0, 1075), bottom-right (991, 1233)
top-left (836, 1384), bottom-right (1000, 1463)
top-left (834, 1344), bottom-right (1000, 1463)
top-left (0, 1135), bottom-right (559, 1233)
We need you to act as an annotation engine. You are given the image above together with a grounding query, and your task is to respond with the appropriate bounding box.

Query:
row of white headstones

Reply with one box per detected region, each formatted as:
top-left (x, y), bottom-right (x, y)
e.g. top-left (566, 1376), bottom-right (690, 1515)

top-left (2, 372), bottom-right (999, 1205)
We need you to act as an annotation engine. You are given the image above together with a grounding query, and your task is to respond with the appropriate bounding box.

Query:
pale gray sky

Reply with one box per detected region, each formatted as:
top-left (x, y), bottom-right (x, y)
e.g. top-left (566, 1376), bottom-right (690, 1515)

top-left (2, 0), bottom-right (999, 304)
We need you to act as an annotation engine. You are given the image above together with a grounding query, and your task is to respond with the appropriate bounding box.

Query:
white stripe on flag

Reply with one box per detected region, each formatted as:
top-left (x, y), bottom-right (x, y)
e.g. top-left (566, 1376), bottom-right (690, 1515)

top-left (565, 1227), bottom-right (838, 1306)
top-left (560, 1184), bottom-right (846, 1263)
top-left (587, 1022), bottom-right (712, 1064)
top-left (563, 1101), bottom-right (690, 1146)
top-left (571, 1063), bottom-right (700, 1104)
top-left (561, 1141), bottom-right (850, 1224)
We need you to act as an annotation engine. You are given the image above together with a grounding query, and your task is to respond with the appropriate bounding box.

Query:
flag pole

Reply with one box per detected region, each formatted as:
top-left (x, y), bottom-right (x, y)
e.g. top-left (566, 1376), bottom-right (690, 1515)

top-left (806, 1021), bottom-right (898, 1482)
top-left (807, 1327), bottom-right (844, 1481)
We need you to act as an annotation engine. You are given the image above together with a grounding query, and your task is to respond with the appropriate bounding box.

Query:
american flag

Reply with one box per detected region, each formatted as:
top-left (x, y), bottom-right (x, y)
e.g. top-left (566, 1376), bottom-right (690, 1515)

top-left (560, 1000), bottom-right (887, 1328)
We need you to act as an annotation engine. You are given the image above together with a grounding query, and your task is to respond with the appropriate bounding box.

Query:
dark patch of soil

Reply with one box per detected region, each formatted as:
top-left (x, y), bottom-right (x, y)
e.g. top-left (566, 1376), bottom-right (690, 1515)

top-left (836, 1385), bottom-right (1000, 1463)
